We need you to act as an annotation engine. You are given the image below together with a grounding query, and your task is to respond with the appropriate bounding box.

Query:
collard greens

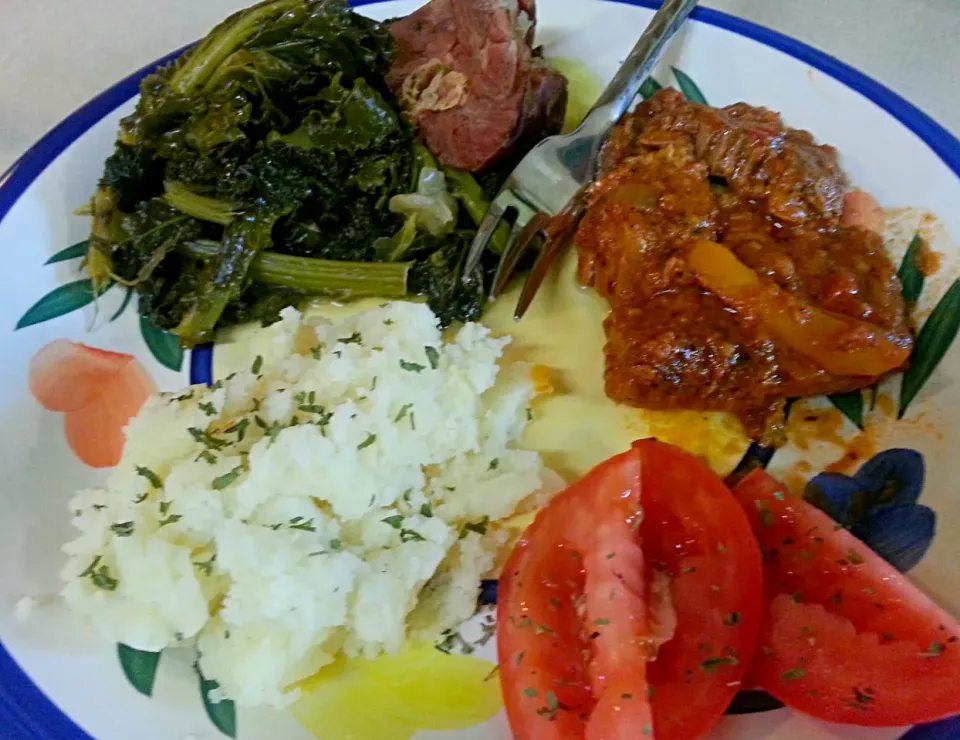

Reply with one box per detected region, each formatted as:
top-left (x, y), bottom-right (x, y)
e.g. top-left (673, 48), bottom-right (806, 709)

top-left (88, 0), bottom-right (494, 344)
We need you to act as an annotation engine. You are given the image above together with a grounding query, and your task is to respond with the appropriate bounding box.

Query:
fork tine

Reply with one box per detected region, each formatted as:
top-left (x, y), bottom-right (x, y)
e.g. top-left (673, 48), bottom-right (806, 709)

top-left (491, 213), bottom-right (552, 299)
top-left (513, 232), bottom-right (565, 320)
top-left (463, 201), bottom-right (506, 279)
top-left (513, 214), bottom-right (577, 321)
top-left (490, 219), bottom-right (530, 299)
top-left (513, 203), bottom-right (587, 320)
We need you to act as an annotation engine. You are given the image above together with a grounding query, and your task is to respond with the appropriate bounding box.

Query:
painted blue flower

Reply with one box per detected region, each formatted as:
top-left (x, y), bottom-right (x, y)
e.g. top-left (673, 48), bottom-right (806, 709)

top-left (901, 715), bottom-right (960, 740)
top-left (804, 448), bottom-right (936, 572)
top-left (479, 579), bottom-right (498, 605)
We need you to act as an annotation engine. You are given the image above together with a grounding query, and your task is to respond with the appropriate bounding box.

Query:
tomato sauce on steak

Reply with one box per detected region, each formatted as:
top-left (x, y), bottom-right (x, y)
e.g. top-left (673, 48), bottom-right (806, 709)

top-left (575, 89), bottom-right (911, 443)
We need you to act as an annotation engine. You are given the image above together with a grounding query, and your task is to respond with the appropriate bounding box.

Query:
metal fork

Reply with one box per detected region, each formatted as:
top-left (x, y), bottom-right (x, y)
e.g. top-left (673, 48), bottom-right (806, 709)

top-left (464, 0), bottom-right (699, 319)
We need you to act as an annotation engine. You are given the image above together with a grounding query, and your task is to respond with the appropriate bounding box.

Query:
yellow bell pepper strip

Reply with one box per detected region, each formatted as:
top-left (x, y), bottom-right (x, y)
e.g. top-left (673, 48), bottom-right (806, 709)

top-left (686, 240), bottom-right (912, 377)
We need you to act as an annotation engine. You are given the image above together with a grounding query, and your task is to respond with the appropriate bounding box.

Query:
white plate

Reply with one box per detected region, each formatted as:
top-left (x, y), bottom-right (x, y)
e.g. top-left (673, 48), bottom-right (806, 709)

top-left (1, 1), bottom-right (959, 738)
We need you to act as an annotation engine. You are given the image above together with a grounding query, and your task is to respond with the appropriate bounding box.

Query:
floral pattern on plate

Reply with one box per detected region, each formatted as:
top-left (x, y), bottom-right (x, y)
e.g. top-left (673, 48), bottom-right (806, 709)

top-left (806, 449), bottom-right (934, 572)
top-left (9, 59), bottom-right (960, 740)
top-left (29, 340), bottom-right (156, 467)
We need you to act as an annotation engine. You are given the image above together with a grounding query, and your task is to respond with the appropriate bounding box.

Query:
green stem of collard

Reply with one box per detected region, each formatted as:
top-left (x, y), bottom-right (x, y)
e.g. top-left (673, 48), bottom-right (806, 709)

top-left (412, 143), bottom-right (439, 189)
top-left (174, 214), bottom-right (282, 343)
top-left (163, 181), bottom-right (237, 226)
top-left (381, 216), bottom-right (419, 263)
top-left (181, 240), bottom-right (411, 296)
top-left (169, 0), bottom-right (302, 95)
top-left (415, 147), bottom-right (509, 255)
top-left (443, 168), bottom-right (509, 254)
top-left (444, 169), bottom-right (487, 227)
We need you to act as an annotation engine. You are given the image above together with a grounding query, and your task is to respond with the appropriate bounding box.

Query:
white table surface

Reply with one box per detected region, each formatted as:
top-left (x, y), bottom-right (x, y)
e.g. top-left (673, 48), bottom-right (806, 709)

top-left (1, 0), bottom-right (958, 173)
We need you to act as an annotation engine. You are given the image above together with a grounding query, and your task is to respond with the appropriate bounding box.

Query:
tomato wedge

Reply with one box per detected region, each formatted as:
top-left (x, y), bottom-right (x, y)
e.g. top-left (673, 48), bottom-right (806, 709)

top-left (636, 439), bottom-right (762, 738)
top-left (734, 469), bottom-right (960, 726)
top-left (497, 440), bottom-right (762, 739)
top-left (497, 448), bottom-right (651, 739)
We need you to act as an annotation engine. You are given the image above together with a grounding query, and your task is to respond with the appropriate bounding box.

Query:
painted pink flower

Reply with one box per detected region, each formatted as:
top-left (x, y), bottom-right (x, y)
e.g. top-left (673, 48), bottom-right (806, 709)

top-left (29, 340), bottom-right (157, 468)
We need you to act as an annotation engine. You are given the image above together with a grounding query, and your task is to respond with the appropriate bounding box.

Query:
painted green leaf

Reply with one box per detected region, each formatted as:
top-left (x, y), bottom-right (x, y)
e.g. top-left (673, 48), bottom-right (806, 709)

top-left (900, 279), bottom-right (960, 418)
top-left (197, 666), bottom-right (237, 738)
top-left (140, 316), bottom-right (184, 372)
top-left (45, 240), bottom-right (89, 265)
top-left (639, 76), bottom-right (663, 100)
top-left (672, 67), bottom-right (709, 105)
top-left (828, 390), bottom-right (864, 430)
top-left (898, 234), bottom-right (925, 309)
top-left (15, 279), bottom-right (102, 330)
top-left (110, 287), bottom-right (135, 322)
top-left (117, 644), bottom-right (162, 697)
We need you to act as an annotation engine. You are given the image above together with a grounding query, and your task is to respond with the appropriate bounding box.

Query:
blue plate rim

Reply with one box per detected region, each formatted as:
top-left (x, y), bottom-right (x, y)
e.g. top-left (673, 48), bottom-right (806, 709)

top-left (1, 1), bottom-right (957, 737)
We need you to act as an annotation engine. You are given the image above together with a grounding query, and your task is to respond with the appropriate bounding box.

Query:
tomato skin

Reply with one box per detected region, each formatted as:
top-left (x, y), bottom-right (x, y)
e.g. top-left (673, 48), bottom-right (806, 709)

top-left (734, 469), bottom-right (960, 726)
top-left (497, 448), bottom-right (651, 739)
top-left (497, 441), bottom-right (763, 740)
top-left (635, 439), bottom-right (763, 740)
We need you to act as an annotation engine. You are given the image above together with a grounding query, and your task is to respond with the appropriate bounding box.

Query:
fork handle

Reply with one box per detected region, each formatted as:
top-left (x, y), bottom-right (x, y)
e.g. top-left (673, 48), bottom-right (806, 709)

top-left (592, 0), bottom-right (699, 118)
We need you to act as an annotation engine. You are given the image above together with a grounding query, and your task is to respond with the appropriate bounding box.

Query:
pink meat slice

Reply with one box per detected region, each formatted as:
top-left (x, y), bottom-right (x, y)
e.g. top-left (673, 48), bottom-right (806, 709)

top-left (389, 0), bottom-right (567, 172)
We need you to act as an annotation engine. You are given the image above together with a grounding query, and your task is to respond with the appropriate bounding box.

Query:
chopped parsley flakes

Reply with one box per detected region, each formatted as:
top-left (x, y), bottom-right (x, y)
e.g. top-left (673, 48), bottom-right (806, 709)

top-left (211, 466), bottom-right (244, 490)
top-left (223, 418), bottom-right (249, 442)
top-left (194, 555), bottom-right (216, 576)
top-left (289, 517), bottom-right (317, 532)
top-left (700, 656), bottom-right (739, 673)
top-left (187, 427), bottom-right (228, 451)
top-left (754, 499), bottom-right (774, 528)
top-left (460, 516), bottom-right (490, 538)
top-left (136, 466), bottom-right (163, 489)
top-left (79, 556), bottom-right (118, 592)
top-left (110, 521), bottom-right (135, 537)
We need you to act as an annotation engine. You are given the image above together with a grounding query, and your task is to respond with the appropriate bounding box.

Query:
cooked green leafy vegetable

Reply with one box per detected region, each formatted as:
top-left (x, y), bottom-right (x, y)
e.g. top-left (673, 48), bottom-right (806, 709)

top-left (179, 239), bottom-right (410, 298)
top-left (87, 0), bottom-right (499, 344)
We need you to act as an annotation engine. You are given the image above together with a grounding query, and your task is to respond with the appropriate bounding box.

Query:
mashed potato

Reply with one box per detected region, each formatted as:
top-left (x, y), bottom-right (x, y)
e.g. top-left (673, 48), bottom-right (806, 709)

top-left (61, 302), bottom-right (552, 708)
